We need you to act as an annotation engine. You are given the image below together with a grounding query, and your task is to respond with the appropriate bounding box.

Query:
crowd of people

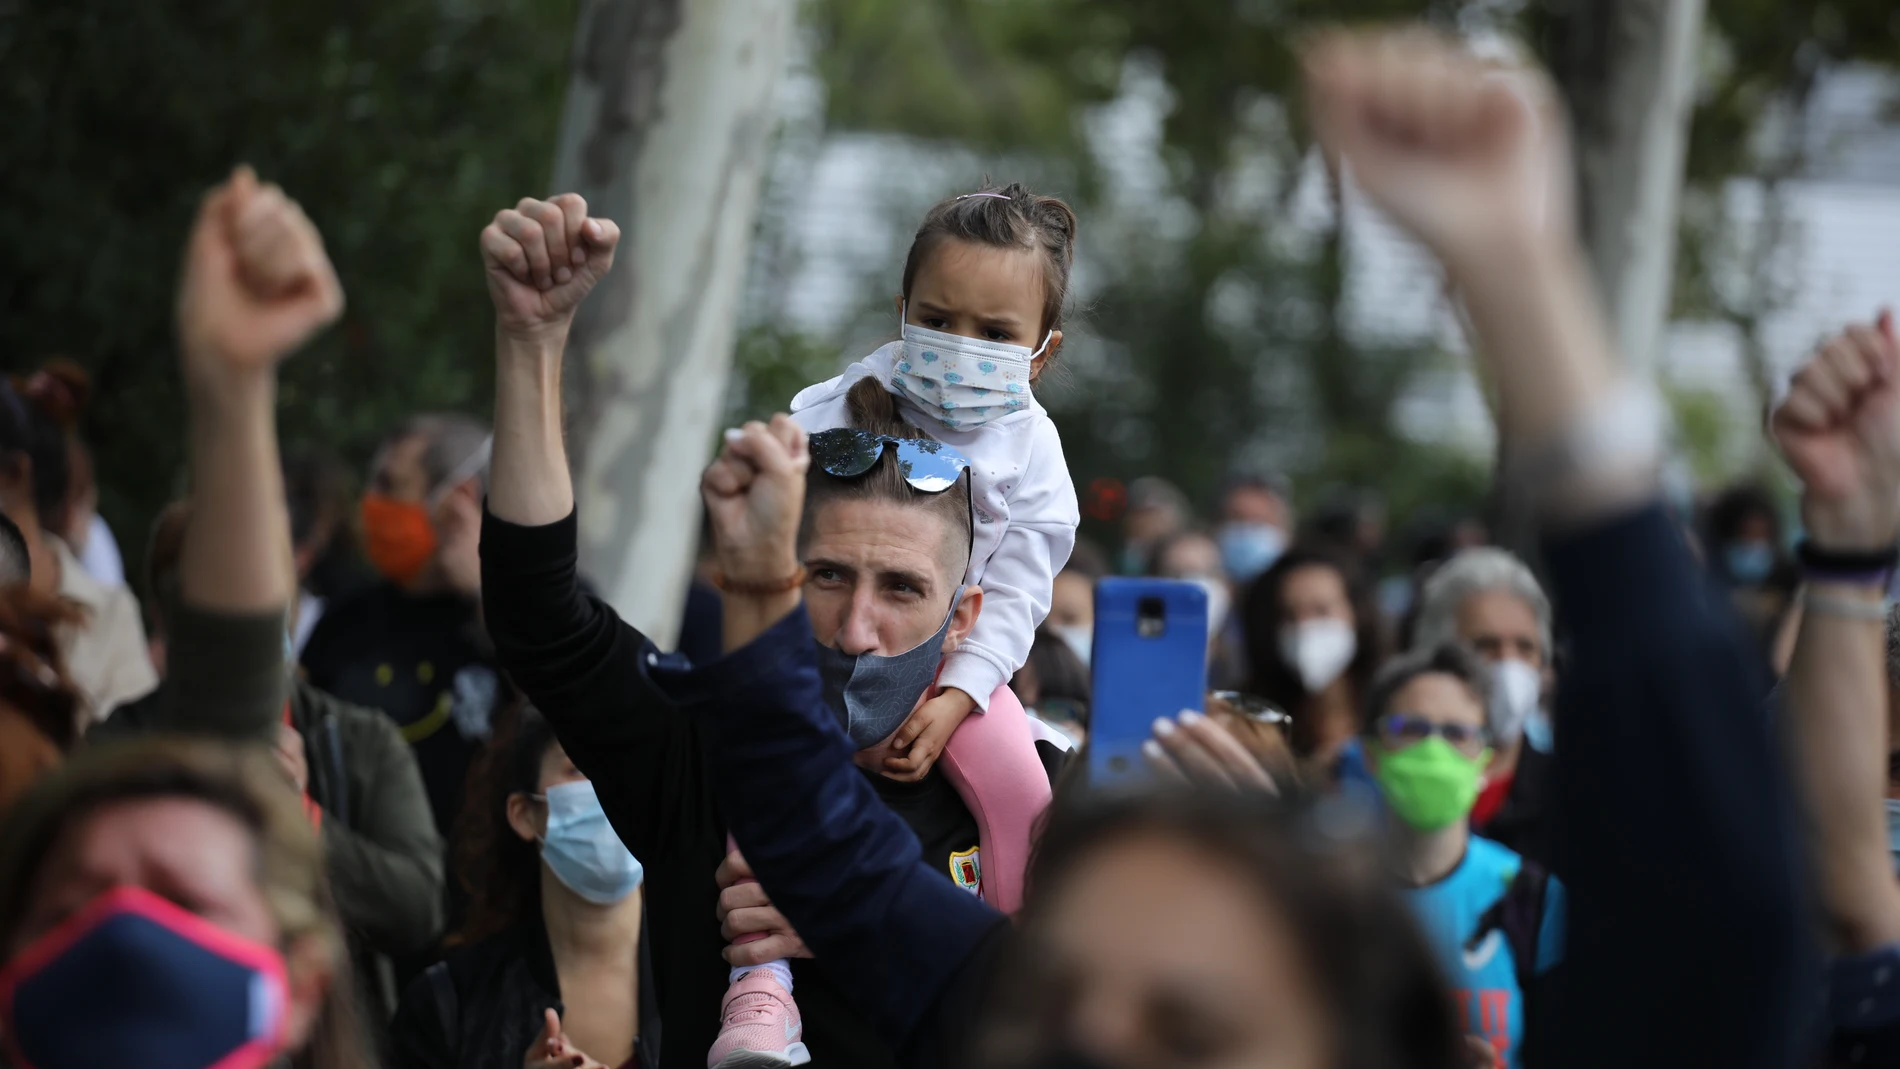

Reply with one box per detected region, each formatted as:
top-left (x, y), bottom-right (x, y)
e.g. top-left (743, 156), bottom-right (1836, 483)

top-left (3, 25), bottom-right (1899, 1069)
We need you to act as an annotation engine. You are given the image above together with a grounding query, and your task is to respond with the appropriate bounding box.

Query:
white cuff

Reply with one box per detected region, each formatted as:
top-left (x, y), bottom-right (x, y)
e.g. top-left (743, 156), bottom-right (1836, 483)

top-left (938, 650), bottom-right (1008, 713)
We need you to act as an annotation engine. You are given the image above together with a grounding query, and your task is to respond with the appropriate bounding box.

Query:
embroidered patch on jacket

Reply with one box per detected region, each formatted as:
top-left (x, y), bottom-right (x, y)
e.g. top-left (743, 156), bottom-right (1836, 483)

top-left (949, 846), bottom-right (982, 896)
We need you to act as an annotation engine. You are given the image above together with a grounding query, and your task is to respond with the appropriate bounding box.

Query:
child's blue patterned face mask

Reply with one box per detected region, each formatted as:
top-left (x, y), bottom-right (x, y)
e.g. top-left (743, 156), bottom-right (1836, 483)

top-left (890, 306), bottom-right (1048, 432)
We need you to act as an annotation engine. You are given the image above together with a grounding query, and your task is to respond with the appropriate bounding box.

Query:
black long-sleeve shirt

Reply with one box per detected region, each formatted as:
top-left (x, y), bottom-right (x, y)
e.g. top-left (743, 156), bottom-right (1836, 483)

top-left (481, 508), bottom-right (993, 1069)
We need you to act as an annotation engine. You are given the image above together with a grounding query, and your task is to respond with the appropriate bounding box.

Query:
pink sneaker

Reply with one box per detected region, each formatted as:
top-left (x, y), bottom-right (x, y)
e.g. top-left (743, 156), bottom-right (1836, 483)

top-left (707, 970), bottom-right (810, 1069)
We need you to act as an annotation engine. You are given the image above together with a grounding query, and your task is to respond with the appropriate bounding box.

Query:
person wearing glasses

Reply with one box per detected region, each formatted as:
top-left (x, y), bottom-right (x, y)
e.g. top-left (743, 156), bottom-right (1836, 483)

top-left (476, 189), bottom-right (1065, 1069)
top-left (1360, 643), bottom-right (1564, 1069)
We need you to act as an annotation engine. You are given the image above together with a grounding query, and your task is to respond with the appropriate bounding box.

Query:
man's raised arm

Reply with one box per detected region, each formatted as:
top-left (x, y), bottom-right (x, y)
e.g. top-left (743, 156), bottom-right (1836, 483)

top-left (481, 195), bottom-right (619, 526)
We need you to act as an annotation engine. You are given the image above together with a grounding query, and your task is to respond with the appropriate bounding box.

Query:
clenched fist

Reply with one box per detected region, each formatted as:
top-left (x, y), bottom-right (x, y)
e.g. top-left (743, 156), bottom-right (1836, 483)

top-left (481, 194), bottom-right (621, 340)
top-left (1772, 314), bottom-right (1900, 550)
top-left (1303, 29), bottom-right (1568, 268)
top-left (701, 416), bottom-right (809, 588)
top-left (177, 166), bottom-right (344, 377)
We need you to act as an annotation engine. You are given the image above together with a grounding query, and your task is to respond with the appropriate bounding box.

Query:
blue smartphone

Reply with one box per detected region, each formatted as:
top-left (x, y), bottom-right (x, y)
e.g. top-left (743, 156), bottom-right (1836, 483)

top-left (1088, 577), bottom-right (1210, 785)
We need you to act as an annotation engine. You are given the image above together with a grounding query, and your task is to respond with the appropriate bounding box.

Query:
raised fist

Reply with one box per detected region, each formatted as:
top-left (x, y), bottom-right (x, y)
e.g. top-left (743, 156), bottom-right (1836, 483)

top-left (480, 194), bottom-right (621, 340)
top-left (177, 166), bottom-right (344, 375)
top-left (1303, 29), bottom-right (1567, 266)
top-left (700, 416), bottom-right (809, 589)
top-left (1771, 314), bottom-right (1900, 550)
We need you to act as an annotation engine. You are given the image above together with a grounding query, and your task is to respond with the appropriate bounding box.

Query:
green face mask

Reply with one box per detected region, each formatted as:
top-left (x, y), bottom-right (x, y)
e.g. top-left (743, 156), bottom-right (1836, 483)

top-left (1371, 736), bottom-right (1489, 832)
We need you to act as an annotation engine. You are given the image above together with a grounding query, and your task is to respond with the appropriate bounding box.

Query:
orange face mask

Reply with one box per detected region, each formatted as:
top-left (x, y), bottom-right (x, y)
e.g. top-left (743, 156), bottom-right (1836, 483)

top-left (360, 494), bottom-right (437, 586)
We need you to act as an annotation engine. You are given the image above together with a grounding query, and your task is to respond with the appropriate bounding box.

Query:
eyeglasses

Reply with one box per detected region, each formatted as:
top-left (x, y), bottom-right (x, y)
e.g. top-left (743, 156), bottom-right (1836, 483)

top-left (1211, 691), bottom-right (1291, 730)
top-left (808, 429), bottom-right (970, 494)
top-left (1375, 712), bottom-right (1488, 757)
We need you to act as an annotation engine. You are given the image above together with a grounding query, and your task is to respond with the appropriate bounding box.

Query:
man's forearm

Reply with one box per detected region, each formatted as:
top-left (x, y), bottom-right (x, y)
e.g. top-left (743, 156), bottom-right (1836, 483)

top-left (181, 369), bottom-right (292, 613)
top-left (1786, 581), bottom-right (1900, 951)
top-left (1450, 235), bottom-right (1652, 527)
top-left (490, 329), bottom-right (574, 527)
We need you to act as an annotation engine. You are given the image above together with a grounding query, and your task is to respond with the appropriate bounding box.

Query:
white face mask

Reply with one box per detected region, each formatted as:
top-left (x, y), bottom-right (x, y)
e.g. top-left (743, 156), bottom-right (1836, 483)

top-left (1051, 623), bottom-right (1092, 668)
top-left (890, 307), bottom-right (1049, 431)
top-left (1488, 658), bottom-right (1543, 744)
top-left (1278, 619), bottom-right (1357, 694)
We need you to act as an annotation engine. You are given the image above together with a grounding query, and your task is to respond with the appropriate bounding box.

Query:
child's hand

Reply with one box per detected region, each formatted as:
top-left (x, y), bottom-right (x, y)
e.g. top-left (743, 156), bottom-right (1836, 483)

top-left (882, 688), bottom-right (979, 782)
top-left (1302, 28), bottom-right (1567, 269)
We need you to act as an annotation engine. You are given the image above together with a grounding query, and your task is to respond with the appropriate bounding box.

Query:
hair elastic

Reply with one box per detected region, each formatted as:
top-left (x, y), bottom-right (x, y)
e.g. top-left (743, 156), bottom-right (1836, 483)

top-left (956, 192), bottom-right (1011, 201)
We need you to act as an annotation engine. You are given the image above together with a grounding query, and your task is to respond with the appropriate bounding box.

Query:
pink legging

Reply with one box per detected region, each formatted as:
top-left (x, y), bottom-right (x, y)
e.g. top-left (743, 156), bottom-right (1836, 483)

top-left (936, 683), bottom-right (1052, 915)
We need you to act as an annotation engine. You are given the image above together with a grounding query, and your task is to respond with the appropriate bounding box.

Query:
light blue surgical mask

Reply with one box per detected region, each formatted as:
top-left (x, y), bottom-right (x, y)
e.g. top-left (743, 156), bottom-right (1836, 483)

top-left (1724, 542), bottom-right (1775, 586)
top-left (1218, 523), bottom-right (1286, 584)
top-left (1886, 799), bottom-right (1900, 875)
top-left (1522, 707), bottom-right (1554, 754)
top-left (535, 780), bottom-right (643, 904)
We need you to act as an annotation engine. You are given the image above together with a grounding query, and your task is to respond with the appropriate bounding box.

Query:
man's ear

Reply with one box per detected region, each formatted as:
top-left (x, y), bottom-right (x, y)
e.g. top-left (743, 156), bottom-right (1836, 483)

top-left (1031, 329), bottom-right (1063, 381)
top-left (894, 293), bottom-right (907, 321)
top-left (944, 586), bottom-right (984, 653)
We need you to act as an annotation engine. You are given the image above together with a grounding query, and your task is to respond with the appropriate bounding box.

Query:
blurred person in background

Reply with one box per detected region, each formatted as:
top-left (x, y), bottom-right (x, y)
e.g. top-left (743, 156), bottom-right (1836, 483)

top-left (283, 448), bottom-right (369, 657)
top-left (1116, 475), bottom-right (1189, 575)
top-left (0, 739), bottom-right (372, 1069)
top-left (302, 413), bottom-right (504, 837)
top-left (19, 359), bottom-right (124, 587)
top-left (1148, 528), bottom-right (1246, 686)
top-left (1703, 481), bottom-right (1799, 658)
top-left (1359, 645), bottom-right (1564, 1068)
top-left (1011, 627), bottom-right (1090, 748)
top-left (1307, 487), bottom-right (1388, 574)
top-left (1045, 539), bottom-right (1103, 669)
top-left (1384, 509), bottom-right (1489, 636)
top-left (392, 705), bottom-right (654, 1069)
top-left (121, 499), bottom-right (445, 1023)
top-left (1409, 547), bottom-right (1555, 862)
top-left (1239, 545), bottom-right (1386, 770)
top-left (0, 374), bottom-right (155, 721)
top-left (1215, 471), bottom-right (1293, 586)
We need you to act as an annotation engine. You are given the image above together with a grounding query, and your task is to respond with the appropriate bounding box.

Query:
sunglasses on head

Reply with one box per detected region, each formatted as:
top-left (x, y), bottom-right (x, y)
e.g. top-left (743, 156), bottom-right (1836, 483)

top-left (808, 428), bottom-right (970, 493)
top-left (1376, 712), bottom-right (1488, 757)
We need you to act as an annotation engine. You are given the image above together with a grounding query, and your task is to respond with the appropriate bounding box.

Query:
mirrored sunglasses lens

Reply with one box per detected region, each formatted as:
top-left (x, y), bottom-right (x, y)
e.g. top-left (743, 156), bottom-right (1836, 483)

top-left (810, 430), bottom-right (883, 478)
top-left (892, 441), bottom-right (965, 492)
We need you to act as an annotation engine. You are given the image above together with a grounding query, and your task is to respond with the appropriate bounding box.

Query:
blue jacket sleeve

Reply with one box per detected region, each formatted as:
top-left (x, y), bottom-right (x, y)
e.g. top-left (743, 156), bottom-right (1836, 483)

top-left (1541, 503), bottom-right (1816, 1068)
top-left (652, 607), bottom-right (1007, 1047)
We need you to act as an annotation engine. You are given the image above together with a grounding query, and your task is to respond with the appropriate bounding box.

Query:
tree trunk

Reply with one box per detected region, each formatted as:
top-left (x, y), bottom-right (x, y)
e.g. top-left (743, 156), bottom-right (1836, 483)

top-left (549, 0), bottom-right (793, 647)
top-left (1549, 0), bottom-right (1705, 370)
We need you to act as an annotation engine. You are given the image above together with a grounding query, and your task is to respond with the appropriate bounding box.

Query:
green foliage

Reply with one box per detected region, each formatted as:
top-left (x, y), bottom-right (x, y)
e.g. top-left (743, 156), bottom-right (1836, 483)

top-left (0, 0), bottom-right (575, 582)
top-left (1664, 384), bottom-right (1736, 486)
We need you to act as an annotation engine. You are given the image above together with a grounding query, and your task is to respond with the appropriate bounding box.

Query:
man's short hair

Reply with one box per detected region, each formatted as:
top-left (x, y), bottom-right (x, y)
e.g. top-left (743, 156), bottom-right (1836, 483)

top-left (801, 378), bottom-right (973, 583)
top-left (1361, 642), bottom-right (1493, 736)
top-left (1410, 547), bottom-right (1552, 660)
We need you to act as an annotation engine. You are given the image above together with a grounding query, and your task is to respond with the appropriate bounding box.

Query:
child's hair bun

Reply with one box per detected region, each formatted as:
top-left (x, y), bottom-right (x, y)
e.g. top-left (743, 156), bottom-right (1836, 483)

top-left (901, 183), bottom-right (1081, 345)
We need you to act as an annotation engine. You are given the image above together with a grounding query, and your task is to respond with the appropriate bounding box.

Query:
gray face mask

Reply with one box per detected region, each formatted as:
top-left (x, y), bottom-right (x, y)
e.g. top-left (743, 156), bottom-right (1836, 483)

top-left (815, 587), bottom-right (964, 750)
